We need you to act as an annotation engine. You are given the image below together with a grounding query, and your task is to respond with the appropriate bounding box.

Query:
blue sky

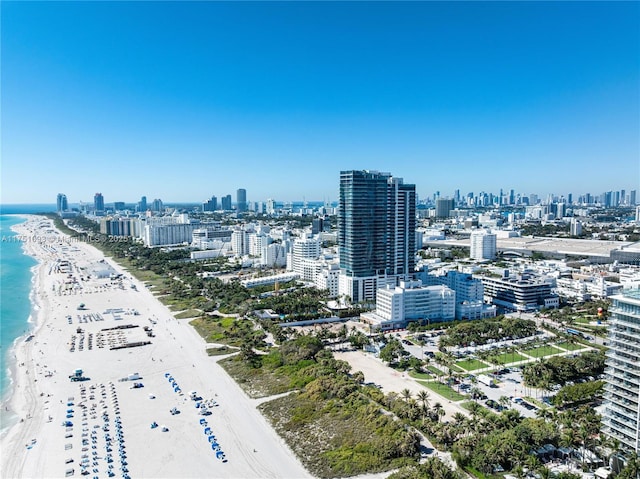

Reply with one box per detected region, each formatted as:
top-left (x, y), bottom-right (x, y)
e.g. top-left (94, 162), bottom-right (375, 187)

top-left (2, 1), bottom-right (638, 205)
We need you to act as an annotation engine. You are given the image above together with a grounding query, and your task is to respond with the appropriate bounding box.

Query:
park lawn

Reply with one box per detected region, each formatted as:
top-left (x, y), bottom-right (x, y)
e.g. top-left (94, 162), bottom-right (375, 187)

top-left (556, 341), bottom-right (585, 351)
top-left (494, 351), bottom-right (528, 364)
top-left (418, 381), bottom-right (467, 401)
top-left (524, 345), bottom-right (562, 358)
top-left (455, 358), bottom-right (487, 371)
top-left (409, 370), bottom-right (432, 380)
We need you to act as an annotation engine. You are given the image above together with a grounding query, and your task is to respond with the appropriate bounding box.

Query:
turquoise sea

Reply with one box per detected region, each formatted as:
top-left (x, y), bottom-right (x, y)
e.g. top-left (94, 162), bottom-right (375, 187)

top-left (0, 215), bottom-right (37, 399)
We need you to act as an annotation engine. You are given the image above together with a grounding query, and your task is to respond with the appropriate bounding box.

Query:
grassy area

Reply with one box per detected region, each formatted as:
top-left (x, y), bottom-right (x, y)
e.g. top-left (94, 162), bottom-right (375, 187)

top-left (573, 317), bottom-right (591, 325)
top-left (556, 341), bottom-right (585, 351)
top-left (418, 381), bottom-right (466, 401)
top-left (174, 309), bottom-right (203, 319)
top-left (159, 296), bottom-right (194, 311)
top-left (427, 365), bottom-right (443, 376)
top-left (117, 258), bottom-right (162, 283)
top-left (219, 356), bottom-right (295, 398)
top-left (408, 370), bottom-right (432, 380)
top-left (455, 358), bottom-right (487, 371)
top-left (260, 392), bottom-right (414, 478)
top-left (493, 351), bottom-right (528, 364)
top-left (206, 346), bottom-right (239, 356)
top-left (523, 345), bottom-right (562, 358)
top-left (189, 316), bottom-right (248, 346)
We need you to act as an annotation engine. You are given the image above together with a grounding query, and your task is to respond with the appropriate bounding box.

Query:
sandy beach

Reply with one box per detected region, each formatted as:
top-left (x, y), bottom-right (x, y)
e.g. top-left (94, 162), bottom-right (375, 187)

top-left (1, 216), bottom-right (311, 479)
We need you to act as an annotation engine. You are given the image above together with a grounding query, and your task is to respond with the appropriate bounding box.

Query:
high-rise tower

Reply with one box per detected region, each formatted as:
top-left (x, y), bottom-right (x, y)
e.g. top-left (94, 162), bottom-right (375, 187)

top-left (57, 193), bottom-right (68, 213)
top-left (338, 170), bottom-right (416, 303)
top-left (236, 189), bottom-right (247, 212)
top-left (602, 288), bottom-right (640, 453)
top-left (94, 193), bottom-right (105, 214)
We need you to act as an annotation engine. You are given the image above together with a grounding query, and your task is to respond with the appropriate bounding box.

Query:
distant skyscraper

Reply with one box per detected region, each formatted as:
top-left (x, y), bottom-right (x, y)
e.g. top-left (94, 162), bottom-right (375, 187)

top-left (151, 198), bottom-right (163, 212)
top-left (630, 190), bottom-right (637, 206)
top-left (435, 198), bottom-right (454, 219)
top-left (94, 193), bottom-right (105, 213)
top-left (338, 170), bottom-right (416, 303)
top-left (57, 193), bottom-right (68, 213)
top-left (203, 196), bottom-right (217, 212)
top-left (138, 196), bottom-right (147, 213)
top-left (236, 188), bottom-right (247, 212)
top-left (266, 199), bottom-right (276, 215)
top-left (221, 195), bottom-right (232, 211)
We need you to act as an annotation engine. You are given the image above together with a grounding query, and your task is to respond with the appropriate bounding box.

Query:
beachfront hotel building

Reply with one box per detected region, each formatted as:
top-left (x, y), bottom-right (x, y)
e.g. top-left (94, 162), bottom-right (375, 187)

top-left (361, 280), bottom-right (455, 331)
top-left (602, 288), bottom-right (640, 453)
top-left (338, 170), bottom-right (416, 303)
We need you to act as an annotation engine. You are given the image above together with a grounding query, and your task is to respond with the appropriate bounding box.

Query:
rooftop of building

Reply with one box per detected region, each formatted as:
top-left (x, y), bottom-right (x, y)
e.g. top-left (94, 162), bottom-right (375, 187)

top-left (425, 236), bottom-right (635, 258)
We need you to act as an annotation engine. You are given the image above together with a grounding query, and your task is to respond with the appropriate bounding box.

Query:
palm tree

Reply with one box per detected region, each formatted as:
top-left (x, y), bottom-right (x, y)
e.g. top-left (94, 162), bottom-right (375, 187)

top-left (433, 402), bottom-right (445, 422)
top-left (416, 390), bottom-right (431, 423)
top-left (401, 388), bottom-right (413, 403)
top-left (469, 386), bottom-right (483, 402)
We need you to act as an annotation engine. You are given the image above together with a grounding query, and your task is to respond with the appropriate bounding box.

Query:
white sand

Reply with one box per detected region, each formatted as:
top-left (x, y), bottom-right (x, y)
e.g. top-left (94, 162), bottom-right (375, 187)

top-left (1, 216), bottom-right (311, 479)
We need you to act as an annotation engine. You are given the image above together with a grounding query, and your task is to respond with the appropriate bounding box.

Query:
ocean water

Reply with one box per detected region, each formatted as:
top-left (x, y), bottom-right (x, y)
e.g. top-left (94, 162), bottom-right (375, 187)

top-left (0, 204), bottom-right (56, 215)
top-left (0, 215), bottom-right (37, 399)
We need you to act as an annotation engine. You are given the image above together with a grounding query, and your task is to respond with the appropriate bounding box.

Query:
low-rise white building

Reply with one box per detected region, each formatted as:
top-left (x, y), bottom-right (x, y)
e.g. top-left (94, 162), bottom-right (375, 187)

top-left (361, 280), bottom-right (456, 331)
top-left (241, 272), bottom-right (300, 288)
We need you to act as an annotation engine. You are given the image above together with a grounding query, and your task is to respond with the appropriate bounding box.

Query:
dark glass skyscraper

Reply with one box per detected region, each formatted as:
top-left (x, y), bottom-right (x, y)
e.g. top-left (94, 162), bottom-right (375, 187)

top-left (236, 188), bottom-right (247, 212)
top-left (339, 170), bottom-right (416, 279)
top-left (94, 193), bottom-right (105, 213)
top-left (221, 194), bottom-right (232, 211)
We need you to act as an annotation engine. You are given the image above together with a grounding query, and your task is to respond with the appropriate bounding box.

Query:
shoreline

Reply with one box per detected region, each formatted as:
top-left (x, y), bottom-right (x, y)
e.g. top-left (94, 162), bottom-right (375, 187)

top-left (1, 215), bottom-right (43, 435)
top-left (0, 215), bottom-right (313, 478)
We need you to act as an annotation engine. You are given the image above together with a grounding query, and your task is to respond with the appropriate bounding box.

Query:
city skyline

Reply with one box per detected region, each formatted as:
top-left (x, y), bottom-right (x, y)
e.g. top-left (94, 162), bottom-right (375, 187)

top-left (2, 2), bottom-right (639, 204)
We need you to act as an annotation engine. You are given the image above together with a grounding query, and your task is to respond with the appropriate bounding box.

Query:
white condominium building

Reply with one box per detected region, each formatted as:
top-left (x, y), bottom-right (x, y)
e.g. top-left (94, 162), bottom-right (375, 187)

top-left (289, 234), bottom-right (321, 280)
top-left (602, 288), bottom-right (640, 453)
top-left (470, 229), bottom-right (497, 261)
top-left (231, 229), bottom-right (249, 256)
